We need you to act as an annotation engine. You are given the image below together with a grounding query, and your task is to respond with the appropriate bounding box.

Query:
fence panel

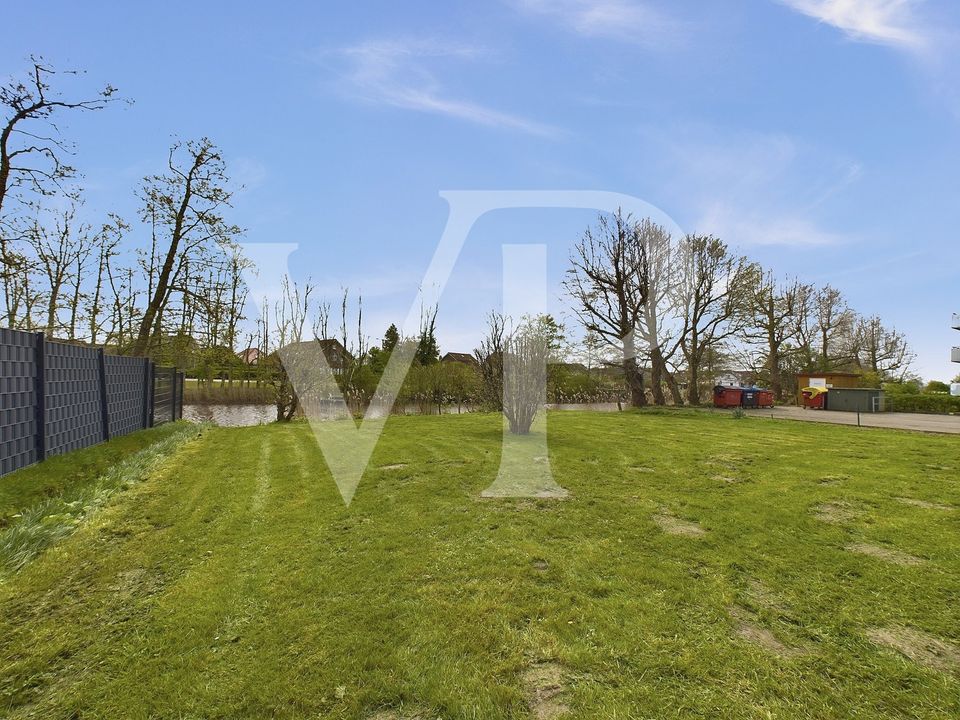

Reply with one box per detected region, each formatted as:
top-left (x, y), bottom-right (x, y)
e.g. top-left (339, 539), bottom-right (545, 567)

top-left (0, 329), bottom-right (40, 475)
top-left (43, 341), bottom-right (102, 458)
top-left (153, 367), bottom-right (175, 426)
top-left (0, 331), bottom-right (184, 476)
top-left (104, 354), bottom-right (149, 438)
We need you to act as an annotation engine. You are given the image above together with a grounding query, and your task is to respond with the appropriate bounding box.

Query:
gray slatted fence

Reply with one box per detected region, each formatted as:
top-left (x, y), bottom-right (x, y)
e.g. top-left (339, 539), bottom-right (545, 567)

top-left (0, 328), bottom-right (184, 476)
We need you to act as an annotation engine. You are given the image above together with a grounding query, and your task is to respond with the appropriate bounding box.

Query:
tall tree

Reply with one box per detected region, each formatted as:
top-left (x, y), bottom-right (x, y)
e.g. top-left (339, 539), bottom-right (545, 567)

top-left (635, 219), bottom-right (682, 405)
top-left (565, 210), bottom-right (649, 406)
top-left (382, 323), bottom-right (399, 352)
top-left (131, 138), bottom-right (240, 356)
top-left (670, 234), bottom-right (755, 405)
top-left (812, 284), bottom-right (855, 370)
top-left (28, 201), bottom-right (93, 338)
top-left (0, 59), bottom-right (118, 325)
top-left (854, 315), bottom-right (914, 380)
top-left (744, 273), bottom-right (808, 400)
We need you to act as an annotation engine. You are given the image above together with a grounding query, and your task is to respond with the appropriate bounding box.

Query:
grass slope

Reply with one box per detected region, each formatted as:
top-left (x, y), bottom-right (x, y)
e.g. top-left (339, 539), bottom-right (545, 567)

top-left (0, 411), bottom-right (957, 719)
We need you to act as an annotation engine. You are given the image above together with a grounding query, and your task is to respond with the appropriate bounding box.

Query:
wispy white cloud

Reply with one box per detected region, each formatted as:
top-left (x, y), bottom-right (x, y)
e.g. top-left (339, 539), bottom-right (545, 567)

top-left (324, 39), bottom-right (561, 137)
top-left (648, 127), bottom-right (861, 247)
top-left (511, 0), bottom-right (683, 45)
top-left (778, 0), bottom-right (927, 50)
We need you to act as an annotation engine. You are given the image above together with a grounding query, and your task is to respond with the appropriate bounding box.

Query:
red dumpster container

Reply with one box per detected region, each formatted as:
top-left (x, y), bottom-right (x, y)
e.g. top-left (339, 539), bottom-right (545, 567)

top-left (713, 385), bottom-right (744, 408)
top-left (801, 387), bottom-right (826, 410)
top-left (757, 389), bottom-right (775, 408)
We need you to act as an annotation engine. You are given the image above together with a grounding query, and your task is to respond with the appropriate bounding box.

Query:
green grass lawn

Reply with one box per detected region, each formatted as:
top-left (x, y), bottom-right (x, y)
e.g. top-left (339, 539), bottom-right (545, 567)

top-left (0, 411), bottom-right (957, 719)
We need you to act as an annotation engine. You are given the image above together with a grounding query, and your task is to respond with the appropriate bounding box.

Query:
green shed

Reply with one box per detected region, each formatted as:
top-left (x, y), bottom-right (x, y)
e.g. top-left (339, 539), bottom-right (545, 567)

top-left (826, 388), bottom-right (885, 413)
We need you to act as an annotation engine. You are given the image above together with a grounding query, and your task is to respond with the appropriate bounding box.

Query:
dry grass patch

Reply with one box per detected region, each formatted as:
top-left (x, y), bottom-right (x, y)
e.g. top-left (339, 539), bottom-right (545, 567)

top-left (813, 501), bottom-right (859, 524)
top-left (522, 663), bottom-right (570, 720)
top-left (846, 542), bottom-right (924, 566)
top-left (895, 497), bottom-right (953, 511)
top-left (366, 709), bottom-right (427, 720)
top-left (378, 463), bottom-right (408, 471)
top-left (727, 605), bottom-right (804, 659)
top-left (867, 626), bottom-right (960, 673)
top-left (652, 510), bottom-right (705, 537)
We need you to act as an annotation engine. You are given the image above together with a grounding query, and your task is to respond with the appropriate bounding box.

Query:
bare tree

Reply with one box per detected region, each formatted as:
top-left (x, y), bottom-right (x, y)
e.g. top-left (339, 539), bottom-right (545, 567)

top-left (670, 235), bottom-right (755, 405)
top-left (744, 273), bottom-right (809, 400)
top-left (27, 202), bottom-right (94, 338)
top-left (854, 315), bottom-right (914, 380)
top-left (474, 312), bottom-right (506, 411)
top-left (812, 285), bottom-right (855, 369)
top-left (634, 219), bottom-right (684, 405)
top-left (0, 59), bottom-right (119, 325)
top-left (565, 210), bottom-right (649, 406)
top-left (267, 275), bottom-right (317, 421)
top-left (87, 215), bottom-right (126, 345)
top-left (502, 318), bottom-right (550, 435)
top-left (131, 138), bottom-right (240, 356)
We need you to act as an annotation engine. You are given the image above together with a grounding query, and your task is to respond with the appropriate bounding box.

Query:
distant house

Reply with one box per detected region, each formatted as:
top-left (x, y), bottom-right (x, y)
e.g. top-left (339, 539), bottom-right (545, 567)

top-left (713, 370), bottom-right (757, 388)
top-left (795, 370), bottom-right (862, 404)
top-left (318, 338), bottom-right (354, 370)
top-left (440, 352), bottom-right (478, 367)
top-left (549, 361), bottom-right (589, 374)
top-left (278, 338), bottom-right (355, 373)
top-left (237, 347), bottom-right (260, 365)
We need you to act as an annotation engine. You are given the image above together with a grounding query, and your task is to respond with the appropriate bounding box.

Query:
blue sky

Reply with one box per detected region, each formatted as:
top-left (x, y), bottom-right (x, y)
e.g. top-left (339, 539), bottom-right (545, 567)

top-left (5, 0), bottom-right (960, 379)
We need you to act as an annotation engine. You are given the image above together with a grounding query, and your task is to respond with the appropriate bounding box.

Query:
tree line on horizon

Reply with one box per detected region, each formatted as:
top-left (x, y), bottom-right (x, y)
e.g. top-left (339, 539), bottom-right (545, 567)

top-left (0, 58), bottom-right (934, 420)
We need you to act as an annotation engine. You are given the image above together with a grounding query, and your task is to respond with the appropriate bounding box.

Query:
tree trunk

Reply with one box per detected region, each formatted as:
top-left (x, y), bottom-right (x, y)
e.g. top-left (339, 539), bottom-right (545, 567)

top-left (623, 336), bottom-right (647, 407)
top-left (649, 352), bottom-right (666, 406)
top-left (768, 345), bottom-right (782, 400)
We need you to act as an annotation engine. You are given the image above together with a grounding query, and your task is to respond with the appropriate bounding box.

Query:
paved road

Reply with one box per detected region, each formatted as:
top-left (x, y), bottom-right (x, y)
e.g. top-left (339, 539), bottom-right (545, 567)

top-left (738, 404), bottom-right (960, 435)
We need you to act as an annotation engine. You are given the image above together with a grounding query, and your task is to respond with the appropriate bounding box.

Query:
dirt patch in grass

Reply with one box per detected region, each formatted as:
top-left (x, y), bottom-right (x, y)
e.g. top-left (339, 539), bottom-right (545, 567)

top-left (867, 626), bottom-right (960, 673)
top-left (728, 605), bottom-right (803, 659)
top-left (846, 542), bottom-right (924, 566)
top-left (818, 474), bottom-right (850, 485)
top-left (745, 579), bottom-right (790, 615)
top-left (714, 475), bottom-right (740, 484)
top-left (366, 709), bottom-right (426, 720)
top-left (522, 663), bottom-right (570, 720)
top-left (531, 558), bottom-right (549, 572)
top-left (378, 463), bottom-right (408, 471)
top-left (108, 567), bottom-right (165, 598)
top-left (895, 497), bottom-right (953, 511)
top-left (813, 501), bottom-right (859, 524)
top-left (652, 510), bottom-right (705, 537)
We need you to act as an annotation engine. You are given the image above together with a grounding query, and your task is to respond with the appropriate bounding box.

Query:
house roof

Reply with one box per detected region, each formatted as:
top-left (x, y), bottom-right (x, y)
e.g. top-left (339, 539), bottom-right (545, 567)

top-left (279, 338), bottom-right (355, 368)
top-left (441, 352), bottom-right (478, 365)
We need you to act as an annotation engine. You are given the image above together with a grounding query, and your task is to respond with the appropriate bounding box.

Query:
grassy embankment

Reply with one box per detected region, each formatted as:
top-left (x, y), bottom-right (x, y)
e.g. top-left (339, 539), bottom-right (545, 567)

top-left (0, 410), bottom-right (957, 718)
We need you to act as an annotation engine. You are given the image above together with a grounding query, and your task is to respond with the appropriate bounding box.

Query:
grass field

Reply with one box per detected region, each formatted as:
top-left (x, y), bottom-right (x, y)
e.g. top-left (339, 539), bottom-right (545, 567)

top-left (0, 411), bottom-right (957, 719)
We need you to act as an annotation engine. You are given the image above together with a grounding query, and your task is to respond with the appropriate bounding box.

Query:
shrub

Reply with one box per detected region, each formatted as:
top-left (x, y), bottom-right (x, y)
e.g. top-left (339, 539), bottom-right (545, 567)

top-left (886, 394), bottom-right (960, 414)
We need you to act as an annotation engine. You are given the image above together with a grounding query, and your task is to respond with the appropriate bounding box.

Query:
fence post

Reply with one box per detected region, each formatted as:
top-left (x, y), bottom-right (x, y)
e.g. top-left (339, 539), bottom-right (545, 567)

top-left (141, 358), bottom-right (151, 430)
top-left (97, 348), bottom-right (110, 441)
top-left (149, 361), bottom-right (155, 427)
top-left (34, 332), bottom-right (46, 462)
top-left (170, 366), bottom-right (177, 423)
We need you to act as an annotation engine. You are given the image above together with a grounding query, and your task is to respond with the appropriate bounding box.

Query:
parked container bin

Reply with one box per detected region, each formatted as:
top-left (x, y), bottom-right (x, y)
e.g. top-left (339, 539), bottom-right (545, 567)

top-left (713, 386), bottom-right (743, 408)
top-left (741, 388), bottom-right (759, 408)
top-left (825, 387), bottom-right (884, 413)
top-left (801, 386), bottom-right (827, 410)
top-left (756, 389), bottom-right (775, 408)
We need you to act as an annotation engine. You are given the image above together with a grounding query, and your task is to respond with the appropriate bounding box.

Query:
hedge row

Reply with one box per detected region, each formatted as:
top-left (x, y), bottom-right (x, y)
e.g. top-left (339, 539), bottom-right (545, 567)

top-left (885, 394), bottom-right (960, 414)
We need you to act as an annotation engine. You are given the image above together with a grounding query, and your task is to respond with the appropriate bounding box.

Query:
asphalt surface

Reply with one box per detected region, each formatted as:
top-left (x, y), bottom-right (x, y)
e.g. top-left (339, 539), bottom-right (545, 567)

top-left (739, 404), bottom-right (960, 435)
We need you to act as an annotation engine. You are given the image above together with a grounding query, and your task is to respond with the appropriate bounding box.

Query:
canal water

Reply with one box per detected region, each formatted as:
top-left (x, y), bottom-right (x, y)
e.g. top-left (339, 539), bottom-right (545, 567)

top-left (183, 401), bottom-right (622, 427)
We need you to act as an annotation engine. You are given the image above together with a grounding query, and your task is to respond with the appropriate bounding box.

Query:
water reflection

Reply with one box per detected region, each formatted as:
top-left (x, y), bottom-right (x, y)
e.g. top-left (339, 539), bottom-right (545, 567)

top-left (184, 403), bottom-right (275, 427)
top-left (184, 401), bottom-right (623, 427)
